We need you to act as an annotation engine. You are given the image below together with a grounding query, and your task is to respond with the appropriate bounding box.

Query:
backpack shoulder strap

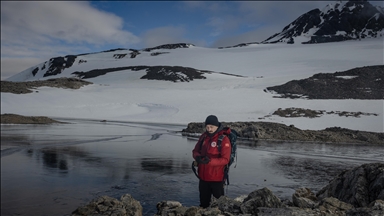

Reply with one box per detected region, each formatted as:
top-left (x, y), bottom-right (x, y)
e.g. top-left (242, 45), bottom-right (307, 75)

top-left (217, 134), bottom-right (225, 152)
top-left (199, 134), bottom-right (207, 150)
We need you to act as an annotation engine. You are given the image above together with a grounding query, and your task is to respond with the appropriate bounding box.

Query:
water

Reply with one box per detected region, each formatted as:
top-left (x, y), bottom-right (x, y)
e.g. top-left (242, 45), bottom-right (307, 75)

top-left (1, 119), bottom-right (383, 216)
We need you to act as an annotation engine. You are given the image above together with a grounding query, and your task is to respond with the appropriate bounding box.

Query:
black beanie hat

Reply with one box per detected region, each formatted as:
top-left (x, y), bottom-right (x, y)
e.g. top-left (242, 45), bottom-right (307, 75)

top-left (205, 115), bottom-right (220, 127)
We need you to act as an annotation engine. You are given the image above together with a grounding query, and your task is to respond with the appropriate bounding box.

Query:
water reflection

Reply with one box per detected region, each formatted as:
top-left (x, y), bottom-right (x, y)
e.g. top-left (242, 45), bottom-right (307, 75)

top-left (41, 149), bottom-right (68, 171)
top-left (1, 120), bottom-right (382, 216)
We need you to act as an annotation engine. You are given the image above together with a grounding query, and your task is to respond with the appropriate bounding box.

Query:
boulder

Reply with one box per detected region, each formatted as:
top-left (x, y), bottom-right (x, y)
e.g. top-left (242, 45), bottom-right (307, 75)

top-left (72, 194), bottom-right (142, 216)
top-left (210, 196), bottom-right (242, 215)
top-left (240, 187), bottom-right (283, 215)
top-left (317, 163), bottom-right (384, 207)
top-left (156, 201), bottom-right (188, 216)
top-left (317, 197), bottom-right (354, 213)
top-left (292, 187), bottom-right (318, 208)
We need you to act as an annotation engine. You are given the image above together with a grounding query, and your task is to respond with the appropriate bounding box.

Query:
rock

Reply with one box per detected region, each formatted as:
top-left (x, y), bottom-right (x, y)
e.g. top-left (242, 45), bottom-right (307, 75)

top-left (210, 196), bottom-right (242, 215)
top-left (73, 164), bottom-right (384, 216)
top-left (257, 207), bottom-right (323, 216)
top-left (156, 201), bottom-right (188, 216)
top-left (1, 77), bottom-right (92, 94)
top-left (72, 194), bottom-right (142, 216)
top-left (292, 187), bottom-right (318, 208)
top-left (1, 113), bottom-right (64, 124)
top-left (318, 197), bottom-right (354, 213)
top-left (142, 43), bottom-right (194, 52)
top-left (266, 65), bottom-right (384, 99)
top-left (182, 121), bottom-right (384, 145)
top-left (240, 187), bottom-right (283, 215)
top-left (317, 163), bottom-right (384, 207)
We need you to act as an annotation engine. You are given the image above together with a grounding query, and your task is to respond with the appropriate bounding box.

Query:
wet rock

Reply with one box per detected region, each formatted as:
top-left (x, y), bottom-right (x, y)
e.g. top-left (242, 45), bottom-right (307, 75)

top-left (72, 194), bottom-right (142, 216)
top-left (317, 163), bottom-right (384, 207)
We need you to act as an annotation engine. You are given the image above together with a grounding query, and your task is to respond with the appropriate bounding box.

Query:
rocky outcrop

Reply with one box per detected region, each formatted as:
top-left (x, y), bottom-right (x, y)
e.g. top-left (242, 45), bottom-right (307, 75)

top-left (72, 194), bottom-right (142, 216)
top-left (266, 65), bottom-right (384, 100)
top-left (71, 163), bottom-right (383, 216)
top-left (1, 77), bottom-right (92, 94)
top-left (142, 43), bottom-right (194, 52)
top-left (44, 55), bottom-right (77, 77)
top-left (263, 0), bottom-right (384, 44)
top-left (182, 121), bottom-right (384, 145)
top-left (72, 65), bottom-right (241, 82)
top-left (1, 113), bottom-right (64, 124)
top-left (317, 163), bottom-right (384, 207)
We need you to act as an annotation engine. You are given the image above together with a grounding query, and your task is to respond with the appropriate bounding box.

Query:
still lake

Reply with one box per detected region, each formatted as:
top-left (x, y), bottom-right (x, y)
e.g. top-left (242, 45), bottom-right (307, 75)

top-left (1, 119), bottom-right (383, 216)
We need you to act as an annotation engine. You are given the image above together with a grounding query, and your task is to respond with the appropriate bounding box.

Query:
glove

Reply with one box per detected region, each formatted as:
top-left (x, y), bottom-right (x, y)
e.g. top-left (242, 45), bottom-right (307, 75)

top-left (196, 156), bottom-right (210, 164)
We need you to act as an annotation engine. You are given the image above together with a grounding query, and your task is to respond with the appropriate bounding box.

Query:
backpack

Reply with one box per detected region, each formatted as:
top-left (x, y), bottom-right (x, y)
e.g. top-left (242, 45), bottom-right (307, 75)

top-left (192, 127), bottom-right (238, 185)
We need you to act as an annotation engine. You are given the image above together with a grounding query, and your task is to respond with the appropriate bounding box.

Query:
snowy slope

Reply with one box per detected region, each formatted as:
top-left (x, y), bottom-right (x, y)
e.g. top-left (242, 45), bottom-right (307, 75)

top-left (2, 38), bottom-right (383, 133)
top-left (263, 0), bottom-right (384, 44)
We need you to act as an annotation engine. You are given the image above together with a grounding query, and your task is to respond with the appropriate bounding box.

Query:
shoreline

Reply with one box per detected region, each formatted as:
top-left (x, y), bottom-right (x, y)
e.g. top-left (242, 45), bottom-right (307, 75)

top-left (2, 113), bottom-right (383, 145)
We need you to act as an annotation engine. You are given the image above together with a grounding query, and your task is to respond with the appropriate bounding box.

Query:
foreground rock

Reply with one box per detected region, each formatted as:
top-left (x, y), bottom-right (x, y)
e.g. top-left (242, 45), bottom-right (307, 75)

top-left (1, 113), bottom-right (64, 124)
top-left (182, 121), bottom-right (384, 145)
top-left (317, 163), bottom-right (384, 207)
top-left (72, 194), bottom-right (142, 216)
top-left (72, 163), bottom-right (384, 216)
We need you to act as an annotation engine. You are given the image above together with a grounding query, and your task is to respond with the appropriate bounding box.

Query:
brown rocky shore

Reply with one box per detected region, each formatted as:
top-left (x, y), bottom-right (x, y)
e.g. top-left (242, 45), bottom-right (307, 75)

top-left (182, 121), bottom-right (384, 145)
top-left (0, 113), bottom-right (64, 124)
top-left (0, 77), bottom-right (92, 94)
top-left (72, 163), bottom-right (384, 216)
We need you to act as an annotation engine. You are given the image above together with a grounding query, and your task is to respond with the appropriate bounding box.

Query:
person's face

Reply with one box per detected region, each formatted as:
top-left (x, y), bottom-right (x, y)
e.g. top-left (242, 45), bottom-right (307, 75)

top-left (206, 124), bottom-right (218, 134)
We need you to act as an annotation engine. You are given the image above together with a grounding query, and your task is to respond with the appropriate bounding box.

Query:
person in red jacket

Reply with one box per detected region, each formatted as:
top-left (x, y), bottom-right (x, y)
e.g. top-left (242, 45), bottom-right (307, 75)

top-left (192, 115), bottom-right (231, 208)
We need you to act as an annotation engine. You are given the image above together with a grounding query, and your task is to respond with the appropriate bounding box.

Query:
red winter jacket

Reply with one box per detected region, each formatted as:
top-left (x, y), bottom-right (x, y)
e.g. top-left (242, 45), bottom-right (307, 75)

top-left (192, 126), bottom-right (231, 182)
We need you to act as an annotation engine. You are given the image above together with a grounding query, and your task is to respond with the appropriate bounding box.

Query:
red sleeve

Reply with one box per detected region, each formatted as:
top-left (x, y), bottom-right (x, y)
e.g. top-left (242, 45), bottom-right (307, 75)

top-left (209, 136), bottom-right (231, 166)
top-left (192, 134), bottom-right (204, 159)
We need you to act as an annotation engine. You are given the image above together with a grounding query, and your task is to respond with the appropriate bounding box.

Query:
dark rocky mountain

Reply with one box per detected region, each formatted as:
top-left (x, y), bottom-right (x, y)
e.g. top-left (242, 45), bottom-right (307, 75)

top-left (23, 43), bottom-right (195, 79)
top-left (263, 0), bottom-right (384, 44)
top-left (265, 65), bottom-right (384, 99)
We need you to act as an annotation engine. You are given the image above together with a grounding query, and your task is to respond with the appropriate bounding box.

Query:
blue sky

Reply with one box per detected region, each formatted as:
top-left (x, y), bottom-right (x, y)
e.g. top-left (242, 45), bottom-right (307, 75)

top-left (1, 1), bottom-right (383, 80)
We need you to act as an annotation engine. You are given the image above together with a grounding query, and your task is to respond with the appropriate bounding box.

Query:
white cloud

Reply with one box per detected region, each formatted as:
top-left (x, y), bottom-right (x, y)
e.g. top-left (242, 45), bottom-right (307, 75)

top-left (0, 1), bottom-right (141, 80)
top-left (1, 1), bottom-right (140, 49)
top-left (206, 16), bottom-right (241, 37)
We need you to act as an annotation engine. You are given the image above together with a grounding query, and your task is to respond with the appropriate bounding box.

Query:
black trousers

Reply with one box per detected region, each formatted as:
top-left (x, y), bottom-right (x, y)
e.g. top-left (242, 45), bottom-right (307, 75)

top-left (199, 180), bottom-right (224, 208)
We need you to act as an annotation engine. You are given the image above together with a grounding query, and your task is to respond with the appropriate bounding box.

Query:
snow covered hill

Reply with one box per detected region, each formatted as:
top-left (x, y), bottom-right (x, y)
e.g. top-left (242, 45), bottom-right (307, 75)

top-left (263, 0), bottom-right (384, 44)
top-left (2, 38), bottom-right (383, 133)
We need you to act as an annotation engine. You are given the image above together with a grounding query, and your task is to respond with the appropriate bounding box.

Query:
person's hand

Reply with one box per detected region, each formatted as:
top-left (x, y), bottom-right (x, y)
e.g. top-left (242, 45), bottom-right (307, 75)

top-left (196, 156), bottom-right (210, 164)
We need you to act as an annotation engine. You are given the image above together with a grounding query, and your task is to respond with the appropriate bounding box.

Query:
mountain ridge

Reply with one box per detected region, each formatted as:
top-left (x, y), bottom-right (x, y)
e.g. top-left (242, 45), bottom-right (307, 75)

top-left (262, 0), bottom-right (384, 44)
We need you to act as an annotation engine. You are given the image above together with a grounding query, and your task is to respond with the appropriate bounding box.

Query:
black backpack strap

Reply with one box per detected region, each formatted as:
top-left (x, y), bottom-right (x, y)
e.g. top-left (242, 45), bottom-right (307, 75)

top-left (224, 166), bottom-right (230, 185)
top-left (217, 135), bottom-right (225, 152)
top-left (217, 135), bottom-right (231, 185)
top-left (192, 161), bottom-right (200, 180)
